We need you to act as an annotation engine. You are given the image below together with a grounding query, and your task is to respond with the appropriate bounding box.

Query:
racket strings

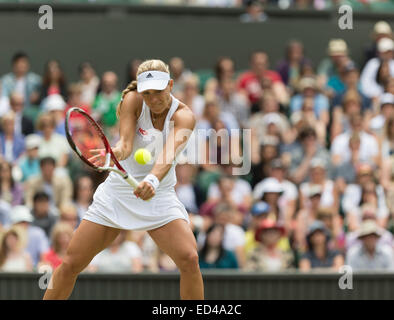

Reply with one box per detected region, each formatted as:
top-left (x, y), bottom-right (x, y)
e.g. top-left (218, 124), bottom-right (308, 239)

top-left (67, 110), bottom-right (106, 166)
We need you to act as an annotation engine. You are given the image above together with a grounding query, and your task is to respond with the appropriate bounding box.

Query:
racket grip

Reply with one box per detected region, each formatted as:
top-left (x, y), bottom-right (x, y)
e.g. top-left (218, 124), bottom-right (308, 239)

top-left (124, 175), bottom-right (139, 189)
top-left (124, 175), bottom-right (152, 201)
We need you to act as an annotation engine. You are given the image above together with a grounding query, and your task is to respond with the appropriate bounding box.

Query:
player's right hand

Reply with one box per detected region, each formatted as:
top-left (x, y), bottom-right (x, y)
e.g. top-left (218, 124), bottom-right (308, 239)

top-left (134, 181), bottom-right (155, 201)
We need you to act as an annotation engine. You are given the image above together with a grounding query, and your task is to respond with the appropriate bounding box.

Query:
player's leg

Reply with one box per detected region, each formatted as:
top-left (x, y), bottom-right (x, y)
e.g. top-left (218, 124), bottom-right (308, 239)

top-left (43, 220), bottom-right (121, 300)
top-left (148, 219), bottom-right (204, 300)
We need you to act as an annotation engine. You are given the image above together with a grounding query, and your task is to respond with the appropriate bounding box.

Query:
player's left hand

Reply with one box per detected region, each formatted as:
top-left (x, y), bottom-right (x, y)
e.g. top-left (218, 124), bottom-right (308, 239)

top-left (134, 181), bottom-right (155, 201)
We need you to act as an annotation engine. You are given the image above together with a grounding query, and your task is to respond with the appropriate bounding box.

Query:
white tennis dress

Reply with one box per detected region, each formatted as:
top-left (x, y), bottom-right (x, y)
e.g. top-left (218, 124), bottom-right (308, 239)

top-left (83, 95), bottom-right (190, 230)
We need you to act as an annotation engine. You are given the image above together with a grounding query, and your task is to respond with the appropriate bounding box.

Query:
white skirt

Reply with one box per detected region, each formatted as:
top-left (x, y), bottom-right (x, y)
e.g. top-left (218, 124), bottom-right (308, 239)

top-left (83, 176), bottom-right (190, 231)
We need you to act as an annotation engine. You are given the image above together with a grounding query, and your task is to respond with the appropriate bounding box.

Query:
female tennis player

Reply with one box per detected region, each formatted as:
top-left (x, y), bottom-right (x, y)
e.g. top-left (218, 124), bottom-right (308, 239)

top-left (43, 59), bottom-right (204, 300)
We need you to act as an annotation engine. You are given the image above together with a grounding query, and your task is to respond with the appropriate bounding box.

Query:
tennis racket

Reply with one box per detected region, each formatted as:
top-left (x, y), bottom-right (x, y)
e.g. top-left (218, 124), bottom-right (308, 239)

top-left (65, 107), bottom-right (139, 189)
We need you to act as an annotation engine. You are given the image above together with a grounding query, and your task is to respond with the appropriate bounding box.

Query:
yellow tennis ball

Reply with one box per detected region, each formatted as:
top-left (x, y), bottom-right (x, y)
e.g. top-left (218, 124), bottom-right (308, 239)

top-left (134, 148), bottom-right (151, 165)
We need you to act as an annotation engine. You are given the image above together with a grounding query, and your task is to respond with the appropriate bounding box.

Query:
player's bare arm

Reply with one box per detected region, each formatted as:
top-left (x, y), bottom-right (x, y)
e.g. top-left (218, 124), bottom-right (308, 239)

top-left (113, 92), bottom-right (143, 160)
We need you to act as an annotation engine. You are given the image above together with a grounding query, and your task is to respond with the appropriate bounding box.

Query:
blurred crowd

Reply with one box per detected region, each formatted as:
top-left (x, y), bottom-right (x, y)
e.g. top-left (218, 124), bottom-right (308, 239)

top-left (1, 20), bottom-right (394, 274)
top-left (2, 0), bottom-right (392, 10)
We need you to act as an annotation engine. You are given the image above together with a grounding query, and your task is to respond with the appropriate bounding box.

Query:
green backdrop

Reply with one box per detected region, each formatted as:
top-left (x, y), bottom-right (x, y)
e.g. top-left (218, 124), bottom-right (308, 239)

top-left (0, 4), bottom-right (393, 85)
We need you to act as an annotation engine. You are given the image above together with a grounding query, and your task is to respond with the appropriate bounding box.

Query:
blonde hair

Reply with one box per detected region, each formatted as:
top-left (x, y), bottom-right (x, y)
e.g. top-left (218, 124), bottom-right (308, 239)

top-left (50, 222), bottom-right (74, 254)
top-left (36, 112), bottom-right (55, 131)
top-left (116, 59), bottom-right (170, 118)
top-left (59, 202), bottom-right (77, 218)
top-left (1, 110), bottom-right (16, 126)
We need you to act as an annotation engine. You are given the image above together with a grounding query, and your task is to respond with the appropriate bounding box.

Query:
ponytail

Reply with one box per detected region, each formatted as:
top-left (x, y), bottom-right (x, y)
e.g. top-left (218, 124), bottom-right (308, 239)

top-left (116, 80), bottom-right (137, 118)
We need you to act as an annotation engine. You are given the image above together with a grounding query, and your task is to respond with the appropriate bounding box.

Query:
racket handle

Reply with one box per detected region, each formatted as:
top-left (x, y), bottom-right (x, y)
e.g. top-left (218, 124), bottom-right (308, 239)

top-left (124, 175), bottom-right (139, 189)
top-left (124, 174), bottom-right (152, 201)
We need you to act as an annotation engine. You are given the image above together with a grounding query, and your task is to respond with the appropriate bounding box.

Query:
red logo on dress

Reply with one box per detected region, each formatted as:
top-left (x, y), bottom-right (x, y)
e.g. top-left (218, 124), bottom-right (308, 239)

top-left (139, 128), bottom-right (148, 135)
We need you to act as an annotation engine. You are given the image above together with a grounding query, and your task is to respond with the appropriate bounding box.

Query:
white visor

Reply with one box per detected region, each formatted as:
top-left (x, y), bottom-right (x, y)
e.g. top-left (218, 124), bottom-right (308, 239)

top-left (137, 70), bottom-right (170, 93)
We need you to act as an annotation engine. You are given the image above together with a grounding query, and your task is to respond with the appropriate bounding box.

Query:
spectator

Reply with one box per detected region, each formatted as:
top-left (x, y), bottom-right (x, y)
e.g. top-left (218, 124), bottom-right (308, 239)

top-left (0, 161), bottom-right (23, 206)
top-left (198, 202), bottom-right (246, 268)
top-left (64, 84), bottom-right (92, 177)
top-left (36, 112), bottom-right (69, 167)
top-left (369, 93), bottom-right (394, 137)
top-left (240, 0), bottom-right (268, 23)
top-left (206, 172), bottom-right (252, 216)
top-left (0, 111), bottom-right (25, 163)
top-left (198, 223), bottom-right (238, 269)
top-left (39, 60), bottom-right (67, 104)
top-left (182, 74), bottom-right (205, 121)
top-left (205, 57), bottom-right (235, 98)
top-left (287, 127), bottom-right (330, 184)
top-left (196, 98), bottom-right (239, 135)
top-left (88, 230), bottom-right (143, 273)
top-left (245, 218), bottom-right (292, 271)
top-left (217, 77), bottom-right (250, 128)
top-left (331, 113), bottom-right (379, 167)
top-left (332, 132), bottom-right (362, 192)
top-left (252, 177), bottom-right (284, 224)
top-left (31, 192), bottom-right (58, 238)
top-left (331, 61), bottom-right (372, 113)
top-left (380, 118), bottom-right (394, 216)
top-left (360, 37), bottom-right (394, 100)
top-left (59, 203), bottom-right (79, 230)
top-left (199, 175), bottom-right (247, 225)
top-left (290, 76), bottom-right (329, 126)
top-left (290, 96), bottom-right (326, 144)
top-left (0, 226), bottom-right (33, 272)
top-left (1, 52), bottom-right (41, 108)
top-left (129, 230), bottom-right (158, 272)
top-left (299, 158), bottom-right (337, 211)
top-left (237, 51), bottom-right (288, 110)
top-left (364, 21), bottom-right (393, 65)
top-left (381, 116), bottom-right (394, 160)
top-left (175, 163), bottom-right (199, 214)
top-left (65, 83), bottom-right (91, 115)
top-left (8, 92), bottom-right (34, 137)
top-left (294, 185), bottom-right (324, 250)
top-left (78, 62), bottom-right (100, 107)
top-left (92, 71), bottom-right (121, 128)
top-left (39, 222), bottom-right (74, 271)
top-left (250, 135), bottom-right (280, 185)
top-left (25, 157), bottom-right (73, 209)
top-left (347, 220), bottom-right (394, 271)
top-left (73, 175), bottom-right (94, 221)
top-left (0, 81), bottom-right (10, 117)
top-left (276, 40), bottom-right (311, 90)
top-left (299, 221), bottom-right (344, 271)
top-left (42, 94), bottom-right (67, 136)
top-left (10, 205), bottom-right (49, 267)
top-left (16, 134), bottom-right (41, 183)
top-left (169, 57), bottom-right (192, 97)
top-left (248, 91), bottom-right (292, 145)
top-left (342, 163), bottom-right (389, 231)
top-left (244, 201), bottom-right (271, 256)
top-left (0, 200), bottom-right (11, 228)
top-left (345, 204), bottom-right (393, 251)
top-left (316, 208), bottom-right (345, 252)
top-left (267, 159), bottom-right (298, 230)
top-left (331, 89), bottom-right (365, 142)
top-left (317, 39), bottom-right (350, 90)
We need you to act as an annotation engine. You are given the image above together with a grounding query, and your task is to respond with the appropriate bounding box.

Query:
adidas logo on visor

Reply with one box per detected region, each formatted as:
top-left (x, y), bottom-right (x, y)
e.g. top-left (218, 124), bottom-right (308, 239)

top-left (146, 73), bottom-right (153, 78)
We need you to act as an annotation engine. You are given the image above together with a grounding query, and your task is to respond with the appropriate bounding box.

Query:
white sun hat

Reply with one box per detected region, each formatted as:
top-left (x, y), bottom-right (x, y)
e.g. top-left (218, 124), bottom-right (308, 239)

top-left (11, 205), bottom-right (33, 224)
top-left (378, 37), bottom-right (394, 53)
top-left (137, 70), bottom-right (170, 93)
top-left (43, 94), bottom-right (66, 112)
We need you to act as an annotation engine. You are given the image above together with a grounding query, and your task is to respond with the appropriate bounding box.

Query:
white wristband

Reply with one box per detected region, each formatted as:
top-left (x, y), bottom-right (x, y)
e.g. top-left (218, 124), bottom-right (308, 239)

top-left (143, 174), bottom-right (160, 191)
